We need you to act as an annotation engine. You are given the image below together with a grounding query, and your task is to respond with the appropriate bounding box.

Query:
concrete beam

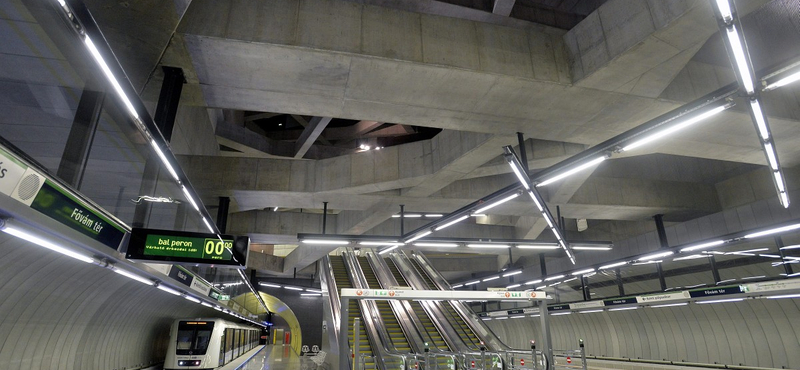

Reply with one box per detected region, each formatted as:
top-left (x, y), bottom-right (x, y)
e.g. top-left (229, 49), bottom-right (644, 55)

top-left (294, 116), bottom-right (332, 158)
top-left (492, 0), bottom-right (516, 17)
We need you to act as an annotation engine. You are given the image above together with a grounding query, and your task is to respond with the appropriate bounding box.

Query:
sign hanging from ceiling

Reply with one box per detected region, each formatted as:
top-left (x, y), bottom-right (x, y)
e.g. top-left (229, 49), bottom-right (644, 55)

top-left (126, 228), bottom-right (249, 268)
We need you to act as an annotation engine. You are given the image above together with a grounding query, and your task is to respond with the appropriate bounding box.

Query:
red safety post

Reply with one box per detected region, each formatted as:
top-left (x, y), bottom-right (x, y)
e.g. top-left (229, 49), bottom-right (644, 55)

top-left (566, 356), bottom-right (572, 364)
top-left (521, 358), bottom-right (525, 366)
top-left (471, 360), bottom-right (475, 368)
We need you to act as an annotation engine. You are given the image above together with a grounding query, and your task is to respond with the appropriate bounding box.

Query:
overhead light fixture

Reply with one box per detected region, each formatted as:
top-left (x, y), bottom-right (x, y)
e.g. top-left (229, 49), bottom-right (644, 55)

top-left (551, 312), bottom-right (572, 316)
top-left (507, 159), bottom-right (531, 190)
top-left (725, 25), bottom-right (755, 95)
top-left (507, 284), bottom-right (521, 289)
top-left (650, 302), bottom-right (687, 308)
top-left (301, 293), bottom-right (322, 297)
top-left (758, 254), bottom-right (782, 259)
top-left (113, 267), bottom-right (155, 286)
top-left (464, 280), bottom-right (480, 286)
top-left (151, 142), bottom-right (181, 182)
top-left (750, 99), bottom-right (770, 141)
top-left (544, 275), bottom-right (565, 281)
top-left (773, 171), bottom-right (786, 193)
top-left (260, 283), bottom-right (281, 288)
top-left (414, 242), bottom-right (459, 248)
top-left (201, 302), bottom-right (214, 308)
top-left (482, 276), bottom-right (499, 282)
top-left (305, 288), bottom-right (322, 293)
top-left (502, 270), bottom-right (522, 277)
top-left (571, 268), bottom-right (595, 276)
top-left (571, 245), bottom-right (612, 251)
top-left (578, 309), bottom-right (603, 314)
top-left (780, 245), bottom-right (800, 250)
top-left (201, 217), bottom-right (215, 233)
top-left (184, 295), bottom-right (201, 304)
top-left (452, 284), bottom-right (464, 289)
top-left (524, 279), bottom-right (542, 285)
top-left (378, 245), bottom-right (401, 255)
top-left (598, 261), bottom-right (627, 270)
top-left (180, 185), bottom-right (200, 212)
top-left (406, 231), bottom-right (432, 243)
top-left (284, 286), bottom-right (304, 291)
top-left (2, 222), bottom-right (94, 264)
top-left (472, 214), bottom-right (487, 217)
top-left (696, 298), bottom-right (744, 305)
top-left (766, 293), bottom-right (800, 299)
top-left (730, 248), bottom-right (769, 253)
top-left (764, 70), bottom-right (800, 90)
top-left (715, 0), bottom-right (733, 22)
top-left (536, 156), bottom-right (607, 187)
top-left (741, 275), bottom-right (766, 280)
top-left (425, 214), bottom-right (443, 218)
top-left (509, 315), bottom-right (526, 319)
top-left (467, 244), bottom-right (510, 249)
top-left (158, 284), bottom-right (182, 296)
top-left (359, 241), bottom-right (402, 246)
top-left (673, 254), bottom-right (708, 261)
top-left (744, 223), bottom-right (800, 239)
top-left (84, 36), bottom-right (139, 119)
top-left (526, 191), bottom-right (544, 212)
top-left (680, 240), bottom-right (725, 253)
top-left (301, 239), bottom-right (350, 245)
top-left (639, 251), bottom-right (674, 261)
top-left (622, 105), bottom-right (729, 152)
top-left (516, 244), bottom-right (559, 250)
top-left (473, 193), bottom-right (520, 214)
top-left (392, 214), bottom-right (421, 218)
top-left (562, 277), bottom-right (577, 283)
top-left (435, 215), bottom-right (469, 231)
top-left (608, 306), bottom-right (638, 312)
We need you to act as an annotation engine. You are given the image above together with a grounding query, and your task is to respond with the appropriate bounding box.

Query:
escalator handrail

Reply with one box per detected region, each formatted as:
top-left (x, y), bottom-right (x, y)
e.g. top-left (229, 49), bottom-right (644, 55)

top-left (321, 255), bottom-right (342, 336)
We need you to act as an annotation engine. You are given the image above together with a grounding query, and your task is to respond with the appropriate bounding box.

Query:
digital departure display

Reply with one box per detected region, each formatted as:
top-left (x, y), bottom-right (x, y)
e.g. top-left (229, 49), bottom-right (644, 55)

top-left (126, 228), bottom-right (249, 268)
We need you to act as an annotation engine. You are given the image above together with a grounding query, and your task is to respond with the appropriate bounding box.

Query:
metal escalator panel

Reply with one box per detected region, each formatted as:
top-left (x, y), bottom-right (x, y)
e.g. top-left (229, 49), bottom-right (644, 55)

top-left (385, 258), bottom-right (450, 351)
top-left (331, 256), bottom-right (376, 369)
top-left (357, 257), bottom-right (412, 353)
top-left (408, 257), bottom-right (482, 350)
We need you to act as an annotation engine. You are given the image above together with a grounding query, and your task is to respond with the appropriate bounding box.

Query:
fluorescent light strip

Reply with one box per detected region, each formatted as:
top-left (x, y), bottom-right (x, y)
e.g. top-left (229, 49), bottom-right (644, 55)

top-left (426, 214), bottom-right (443, 218)
top-left (201, 217), bottom-right (215, 233)
top-left (758, 254), bottom-right (782, 259)
top-left (680, 240), bottom-right (725, 253)
top-left (537, 156), bottom-right (606, 187)
top-left (726, 25), bottom-right (755, 95)
top-left (551, 312), bottom-right (572, 316)
top-left (435, 215), bottom-right (469, 231)
top-left (359, 241), bottom-right (400, 246)
top-left (406, 231), bottom-right (432, 243)
top-left (260, 283), bottom-right (281, 288)
top-left (780, 245), bottom-right (800, 250)
top-left (750, 100), bottom-right (770, 141)
top-left (507, 284), bottom-right (521, 289)
top-left (472, 214), bottom-right (487, 217)
top-left (744, 223), bottom-right (800, 239)
top-left (180, 185), bottom-right (200, 212)
top-left (301, 239), bottom-right (350, 245)
top-left (378, 245), bottom-right (400, 255)
top-left (673, 254), bottom-right (708, 261)
top-left (510, 315), bottom-right (526, 319)
top-left (509, 161), bottom-right (531, 190)
top-left (572, 245), bottom-right (612, 251)
top-left (598, 261), bottom-right (627, 270)
top-left (114, 268), bottom-right (154, 285)
top-left (284, 286), bottom-right (303, 291)
top-left (414, 242), bottom-right (458, 248)
top-left (767, 71), bottom-right (800, 90)
top-left (608, 306), bottom-right (638, 312)
top-left (158, 285), bottom-right (182, 296)
top-left (741, 275), bottom-right (766, 280)
top-left (494, 317), bottom-right (508, 320)
top-left (301, 293), bottom-right (322, 296)
top-left (579, 309), bottom-right (603, 314)
top-left (3, 225), bottom-right (94, 263)
top-left (650, 303), bottom-right (687, 308)
top-left (525, 279), bottom-right (542, 285)
top-left (201, 302), bottom-right (214, 308)
top-left (184, 295), bottom-right (201, 304)
top-left (482, 276), bottom-right (499, 282)
top-left (527, 191), bottom-right (544, 211)
top-left (502, 270), bottom-right (522, 277)
top-left (517, 244), bottom-right (558, 250)
top-left (544, 275), bottom-right (565, 281)
top-left (452, 284), bottom-right (464, 289)
top-left (773, 171), bottom-right (786, 192)
top-left (571, 268), bottom-right (595, 276)
top-left (622, 106), bottom-right (727, 152)
top-left (715, 0), bottom-right (733, 21)
top-left (467, 244), bottom-right (510, 249)
top-left (84, 37), bottom-right (139, 119)
top-left (306, 288), bottom-right (322, 293)
top-left (696, 298), bottom-right (744, 305)
top-left (474, 193), bottom-right (520, 214)
top-left (464, 280), bottom-right (480, 286)
top-left (780, 192), bottom-right (790, 208)
top-left (563, 277), bottom-right (577, 283)
top-left (151, 142), bottom-right (181, 182)
top-left (639, 251), bottom-right (674, 261)
top-left (766, 293), bottom-right (800, 299)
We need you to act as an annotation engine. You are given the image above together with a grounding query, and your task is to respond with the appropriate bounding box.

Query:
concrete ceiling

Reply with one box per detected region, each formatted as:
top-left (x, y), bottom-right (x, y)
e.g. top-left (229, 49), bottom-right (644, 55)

top-left (75, 0), bottom-right (800, 279)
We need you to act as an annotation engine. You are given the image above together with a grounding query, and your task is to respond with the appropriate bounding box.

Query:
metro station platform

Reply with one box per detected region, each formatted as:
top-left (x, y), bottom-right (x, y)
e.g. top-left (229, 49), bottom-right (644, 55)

top-left (229, 345), bottom-right (304, 370)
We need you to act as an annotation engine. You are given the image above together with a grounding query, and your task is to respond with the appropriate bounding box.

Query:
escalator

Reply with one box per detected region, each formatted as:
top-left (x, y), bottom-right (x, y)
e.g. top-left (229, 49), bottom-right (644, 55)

top-left (357, 257), bottom-right (413, 354)
top-left (330, 256), bottom-right (376, 369)
top-left (385, 258), bottom-right (449, 351)
top-left (408, 258), bottom-right (483, 350)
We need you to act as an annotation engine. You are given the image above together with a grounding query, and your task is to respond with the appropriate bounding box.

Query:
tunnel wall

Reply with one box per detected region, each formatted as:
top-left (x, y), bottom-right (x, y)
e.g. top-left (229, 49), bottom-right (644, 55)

top-left (0, 234), bottom-right (226, 370)
top-left (485, 298), bottom-right (800, 369)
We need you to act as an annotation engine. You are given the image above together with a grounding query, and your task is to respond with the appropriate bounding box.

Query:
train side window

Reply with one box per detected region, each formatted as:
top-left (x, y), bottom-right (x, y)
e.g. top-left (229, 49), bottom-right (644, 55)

top-left (219, 330), bottom-right (226, 366)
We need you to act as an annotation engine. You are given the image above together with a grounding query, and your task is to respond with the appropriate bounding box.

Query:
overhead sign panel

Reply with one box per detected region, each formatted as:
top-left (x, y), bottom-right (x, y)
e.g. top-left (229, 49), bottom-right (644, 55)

top-left (340, 288), bottom-right (546, 301)
top-left (127, 228), bottom-right (249, 268)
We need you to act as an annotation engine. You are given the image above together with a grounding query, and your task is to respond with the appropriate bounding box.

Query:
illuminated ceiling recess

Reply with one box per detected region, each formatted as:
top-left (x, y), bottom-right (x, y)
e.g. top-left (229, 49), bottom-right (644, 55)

top-left (713, 0), bottom-right (790, 208)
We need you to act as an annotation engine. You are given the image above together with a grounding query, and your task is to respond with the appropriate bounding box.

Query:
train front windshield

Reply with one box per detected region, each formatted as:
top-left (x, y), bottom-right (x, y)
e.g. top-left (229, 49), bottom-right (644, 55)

top-left (176, 321), bottom-right (215, 355)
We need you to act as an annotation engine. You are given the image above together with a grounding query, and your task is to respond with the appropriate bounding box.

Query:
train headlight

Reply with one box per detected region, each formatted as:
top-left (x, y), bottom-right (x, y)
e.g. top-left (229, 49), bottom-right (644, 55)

top-left (177, 360), bottom-right (202, 366)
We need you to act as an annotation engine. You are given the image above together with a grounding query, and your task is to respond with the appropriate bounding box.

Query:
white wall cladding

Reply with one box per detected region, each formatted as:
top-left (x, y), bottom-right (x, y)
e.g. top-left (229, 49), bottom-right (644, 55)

top-left (0, 234), bottom-right (222, 370)
top-left (486, 298), bottom-right (800, 368)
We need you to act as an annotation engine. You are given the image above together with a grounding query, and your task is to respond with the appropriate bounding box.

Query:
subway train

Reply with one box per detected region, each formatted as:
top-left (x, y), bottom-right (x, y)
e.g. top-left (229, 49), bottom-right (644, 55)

top-left (164, 318), bottom-right (261, 369)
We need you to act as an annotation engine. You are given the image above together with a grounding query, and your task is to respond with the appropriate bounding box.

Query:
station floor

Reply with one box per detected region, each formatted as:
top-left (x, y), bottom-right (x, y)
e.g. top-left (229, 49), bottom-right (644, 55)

top-left (232, 345), bottom-right (305, 370)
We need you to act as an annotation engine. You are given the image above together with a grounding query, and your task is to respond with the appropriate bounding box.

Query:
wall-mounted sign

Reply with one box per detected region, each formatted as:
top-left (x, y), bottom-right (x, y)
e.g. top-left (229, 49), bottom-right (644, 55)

top-left (126, 228), bottom-right (249, 268)
top-left (688, 286), bottom-right (743, 298)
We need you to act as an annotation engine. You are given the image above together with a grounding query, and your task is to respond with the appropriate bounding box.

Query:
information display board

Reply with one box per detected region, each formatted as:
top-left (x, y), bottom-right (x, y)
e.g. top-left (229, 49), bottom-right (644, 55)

top-left (126, 228), bottom-right (249, 268)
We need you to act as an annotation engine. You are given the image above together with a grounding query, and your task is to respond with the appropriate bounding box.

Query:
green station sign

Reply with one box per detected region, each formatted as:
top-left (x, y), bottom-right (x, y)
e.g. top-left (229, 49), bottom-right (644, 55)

top-left (127, 228), bottom-right (249, 268)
